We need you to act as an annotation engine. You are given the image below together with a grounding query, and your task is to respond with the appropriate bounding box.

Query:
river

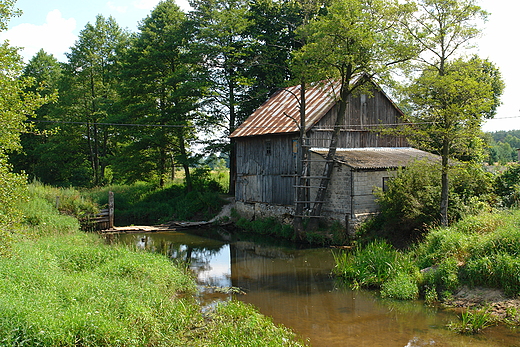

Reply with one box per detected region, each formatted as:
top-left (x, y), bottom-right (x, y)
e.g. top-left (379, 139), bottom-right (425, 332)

top-left (111, 228), bottom-right (520, 347)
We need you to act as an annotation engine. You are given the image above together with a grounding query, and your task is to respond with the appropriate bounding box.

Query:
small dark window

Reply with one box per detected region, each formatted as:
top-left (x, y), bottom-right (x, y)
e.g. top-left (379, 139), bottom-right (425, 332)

top-left (382, 177), bottom-right (391, 192)
top-left (265, 140), bottom-right (271, 156)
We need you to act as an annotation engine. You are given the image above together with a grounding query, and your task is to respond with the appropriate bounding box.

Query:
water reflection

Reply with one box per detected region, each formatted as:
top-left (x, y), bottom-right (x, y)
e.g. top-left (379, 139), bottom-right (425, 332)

top-left (112, 230), bottom-right (520, 347)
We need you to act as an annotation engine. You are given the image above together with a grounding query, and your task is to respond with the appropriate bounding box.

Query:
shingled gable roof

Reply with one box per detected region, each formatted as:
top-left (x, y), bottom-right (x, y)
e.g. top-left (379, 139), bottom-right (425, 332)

top-left (229, 79), bottom-right (341, 138)
top-left (312, 147), bottom-right (439, 170)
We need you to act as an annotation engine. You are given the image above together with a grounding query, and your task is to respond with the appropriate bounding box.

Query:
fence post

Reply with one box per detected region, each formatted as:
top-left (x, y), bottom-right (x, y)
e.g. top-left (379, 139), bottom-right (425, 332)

top-left (108, 191), bottom-right (114, 229)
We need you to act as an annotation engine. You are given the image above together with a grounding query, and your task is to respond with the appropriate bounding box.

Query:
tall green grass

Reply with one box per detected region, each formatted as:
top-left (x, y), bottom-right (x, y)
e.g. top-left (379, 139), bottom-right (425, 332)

top-left (0, 233), bottom-right (198, 346)
top-left (0, 183), bottom-right (305, 346)
top-left (334, 210), bottom-right (520, 303)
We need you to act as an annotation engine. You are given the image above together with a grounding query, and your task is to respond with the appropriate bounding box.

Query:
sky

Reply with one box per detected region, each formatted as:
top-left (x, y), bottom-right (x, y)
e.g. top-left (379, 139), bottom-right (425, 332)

top-left (0, 0), bottom-right (517, 132)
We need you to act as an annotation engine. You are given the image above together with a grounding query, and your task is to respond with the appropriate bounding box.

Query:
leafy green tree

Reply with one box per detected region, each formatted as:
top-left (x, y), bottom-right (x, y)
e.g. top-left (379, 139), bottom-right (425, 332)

top-left (189, 0), bottom-right (255, 195)
top-left (117, 0), bottom-right (207, 189)
top-left (399, 0), bottom-right (505, 226)
top-left (244, 0), bottom-right (305, 115)
top-left (9, 50), bottom-right (63, 181)
top-left (293, 0), bottom-right (417, 229)
top-left (0, 0), bottom-right (49, 226)
top-left (404, 56), bottom-right (503, 225)
top-left (60, 15), bottom-right (128, 186)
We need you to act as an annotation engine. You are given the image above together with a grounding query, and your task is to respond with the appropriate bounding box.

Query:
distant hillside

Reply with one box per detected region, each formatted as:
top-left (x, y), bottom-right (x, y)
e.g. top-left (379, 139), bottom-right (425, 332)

top-left (485, 130), bottom-right (520, 164)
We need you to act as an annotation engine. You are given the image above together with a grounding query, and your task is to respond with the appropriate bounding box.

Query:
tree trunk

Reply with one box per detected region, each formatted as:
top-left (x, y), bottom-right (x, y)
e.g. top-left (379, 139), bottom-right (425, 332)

top-left (440, 138), bottom-right (449, 226)
top-left (294, 81), bottom-right (307, 240)
top-left (228, 70), bottom-right (237, 196)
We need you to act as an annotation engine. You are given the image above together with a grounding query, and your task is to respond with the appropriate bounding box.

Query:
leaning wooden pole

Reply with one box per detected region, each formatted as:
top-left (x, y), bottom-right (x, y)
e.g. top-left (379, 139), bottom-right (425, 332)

top-left (293, 81), bottom-right (307, 240)
top-left (308, 78), bottom-right (352, 231)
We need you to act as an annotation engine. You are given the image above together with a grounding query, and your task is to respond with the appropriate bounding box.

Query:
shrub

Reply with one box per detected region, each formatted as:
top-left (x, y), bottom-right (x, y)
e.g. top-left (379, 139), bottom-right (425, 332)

top-left (369, 160), bottom-right (494, 244)
top-left (494, 163), bottom-right (520, 207)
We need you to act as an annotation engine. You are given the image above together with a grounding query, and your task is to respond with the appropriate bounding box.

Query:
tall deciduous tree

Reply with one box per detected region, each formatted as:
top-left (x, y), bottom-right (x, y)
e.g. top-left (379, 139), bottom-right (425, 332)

top-left (61, 15), bottom-right (128, 186)
top-left (293, 0), bottom-right (417, 229)
top-left (401, 0), bottom-right (503, 225)
top-left (10, 50), bottom-right (63, 182)
top-left (0, 0), bottom-right (50, 226)
top-left (404, 56), bottom-right (503, 225)
top-left (189, 0), bottom-right (254, 195)
top-left (117, 0), bottom-right (207, 189)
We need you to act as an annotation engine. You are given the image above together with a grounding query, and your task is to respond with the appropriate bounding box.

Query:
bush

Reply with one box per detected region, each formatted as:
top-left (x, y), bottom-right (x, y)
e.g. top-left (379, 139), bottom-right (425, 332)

top-left (87, 182), bottom-right (226, 225)
top-left (494, 163), bottom-right (520, 207)
top-left (369, 160), bottom-right (494, 245)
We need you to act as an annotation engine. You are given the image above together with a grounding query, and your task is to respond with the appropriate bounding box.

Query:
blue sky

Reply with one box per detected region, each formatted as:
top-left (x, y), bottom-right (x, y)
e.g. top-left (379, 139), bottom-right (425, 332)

top-left (0, 0), bottom-right (517, 132)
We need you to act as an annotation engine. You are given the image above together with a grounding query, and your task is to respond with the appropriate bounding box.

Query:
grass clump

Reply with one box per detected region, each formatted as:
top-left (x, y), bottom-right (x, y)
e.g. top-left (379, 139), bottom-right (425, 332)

top-left (198, 301), bottom-right (306, 346)
top-left (333, 240), bottom-right (418, 292)
top-left (449, 307), bottom-right (494, 335)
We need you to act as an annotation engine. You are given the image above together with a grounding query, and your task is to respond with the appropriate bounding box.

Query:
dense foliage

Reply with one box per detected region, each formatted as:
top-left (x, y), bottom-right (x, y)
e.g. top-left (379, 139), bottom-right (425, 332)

top-left (360, 159), bottom-right (494, 245)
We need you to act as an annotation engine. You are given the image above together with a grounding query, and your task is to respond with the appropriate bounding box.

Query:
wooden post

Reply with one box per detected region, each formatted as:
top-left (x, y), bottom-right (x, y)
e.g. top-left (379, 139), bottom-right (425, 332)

top-left (55, 196), bottom-right (60, 210)
top-left (108, 191), bottom-right (114, 229)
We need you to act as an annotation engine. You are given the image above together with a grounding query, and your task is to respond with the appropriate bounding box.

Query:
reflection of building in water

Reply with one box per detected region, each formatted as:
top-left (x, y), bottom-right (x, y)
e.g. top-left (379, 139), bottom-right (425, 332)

top-left (230, 241), bottom-right (328, 296)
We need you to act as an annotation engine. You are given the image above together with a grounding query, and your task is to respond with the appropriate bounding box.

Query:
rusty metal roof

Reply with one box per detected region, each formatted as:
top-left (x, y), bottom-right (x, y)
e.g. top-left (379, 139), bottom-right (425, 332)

top-left (312, 147), bottom-right (439, 170)
top-left (230, 80), bottom-right (340, 138)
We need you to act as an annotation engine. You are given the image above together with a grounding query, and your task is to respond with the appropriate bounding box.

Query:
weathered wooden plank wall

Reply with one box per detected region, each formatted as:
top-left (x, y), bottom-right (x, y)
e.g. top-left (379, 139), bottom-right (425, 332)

top-left (309, 88), bottom-right (408, 148)
top-left (235, 135), bottom-right (297, 205)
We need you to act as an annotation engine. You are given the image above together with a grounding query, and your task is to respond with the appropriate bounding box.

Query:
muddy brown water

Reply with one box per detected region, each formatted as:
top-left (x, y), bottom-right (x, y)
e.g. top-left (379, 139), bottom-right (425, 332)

top-left (111, 229), bottom-right (520, 347)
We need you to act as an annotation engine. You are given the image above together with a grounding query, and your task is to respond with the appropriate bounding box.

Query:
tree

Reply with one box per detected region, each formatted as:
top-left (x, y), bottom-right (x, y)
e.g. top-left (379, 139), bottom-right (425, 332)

top-left (61, 15), bottom-right (128, 186)
top-left (117, 0), bottom-right (207, 189)
top-left (293, 0), bottom-right (417, 230)
top-left (401, 0), bottom-right (504, 226)
top-left (9, 50), bottom-right (63, 182)
top-left (190, 0), bottom-right (255, 195)
top-left (0, 0), bottom-right (49, 227)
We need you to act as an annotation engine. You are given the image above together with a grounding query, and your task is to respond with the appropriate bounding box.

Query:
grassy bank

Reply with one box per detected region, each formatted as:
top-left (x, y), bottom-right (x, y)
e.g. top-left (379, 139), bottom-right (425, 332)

top-left (0, 184), bottom-right (305, 346)
top-left (334, 209), bottom-right (520, 325)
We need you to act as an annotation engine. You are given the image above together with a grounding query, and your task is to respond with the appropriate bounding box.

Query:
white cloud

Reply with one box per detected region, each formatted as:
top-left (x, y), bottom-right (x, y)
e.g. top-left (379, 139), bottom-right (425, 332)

top-left (0, 9), bottom-right (76, 62)
top-left (132, 0), bottom-right (191, 11)
top-left (132, 0), bottom-right (162, 10)
top-left (107, 1), bottom-right (128, 13)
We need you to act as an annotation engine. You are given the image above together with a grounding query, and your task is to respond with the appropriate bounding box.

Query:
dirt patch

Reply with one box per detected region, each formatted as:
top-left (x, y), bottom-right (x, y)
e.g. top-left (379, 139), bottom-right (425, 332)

top-left (443, 286), bottom-right (520, 322)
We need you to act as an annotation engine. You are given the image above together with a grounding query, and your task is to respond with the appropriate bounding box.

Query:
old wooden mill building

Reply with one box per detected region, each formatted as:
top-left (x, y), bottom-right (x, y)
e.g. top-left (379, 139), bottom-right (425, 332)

top-left (230, 75), bottom-right (436, 233)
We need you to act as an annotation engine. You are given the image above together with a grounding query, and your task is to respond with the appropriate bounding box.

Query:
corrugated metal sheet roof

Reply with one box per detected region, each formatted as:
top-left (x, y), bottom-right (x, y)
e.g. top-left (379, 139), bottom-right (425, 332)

top-left (230, 80), bottom-right (340, 138)
top-left (312, 147), bottom-right (439, 170)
